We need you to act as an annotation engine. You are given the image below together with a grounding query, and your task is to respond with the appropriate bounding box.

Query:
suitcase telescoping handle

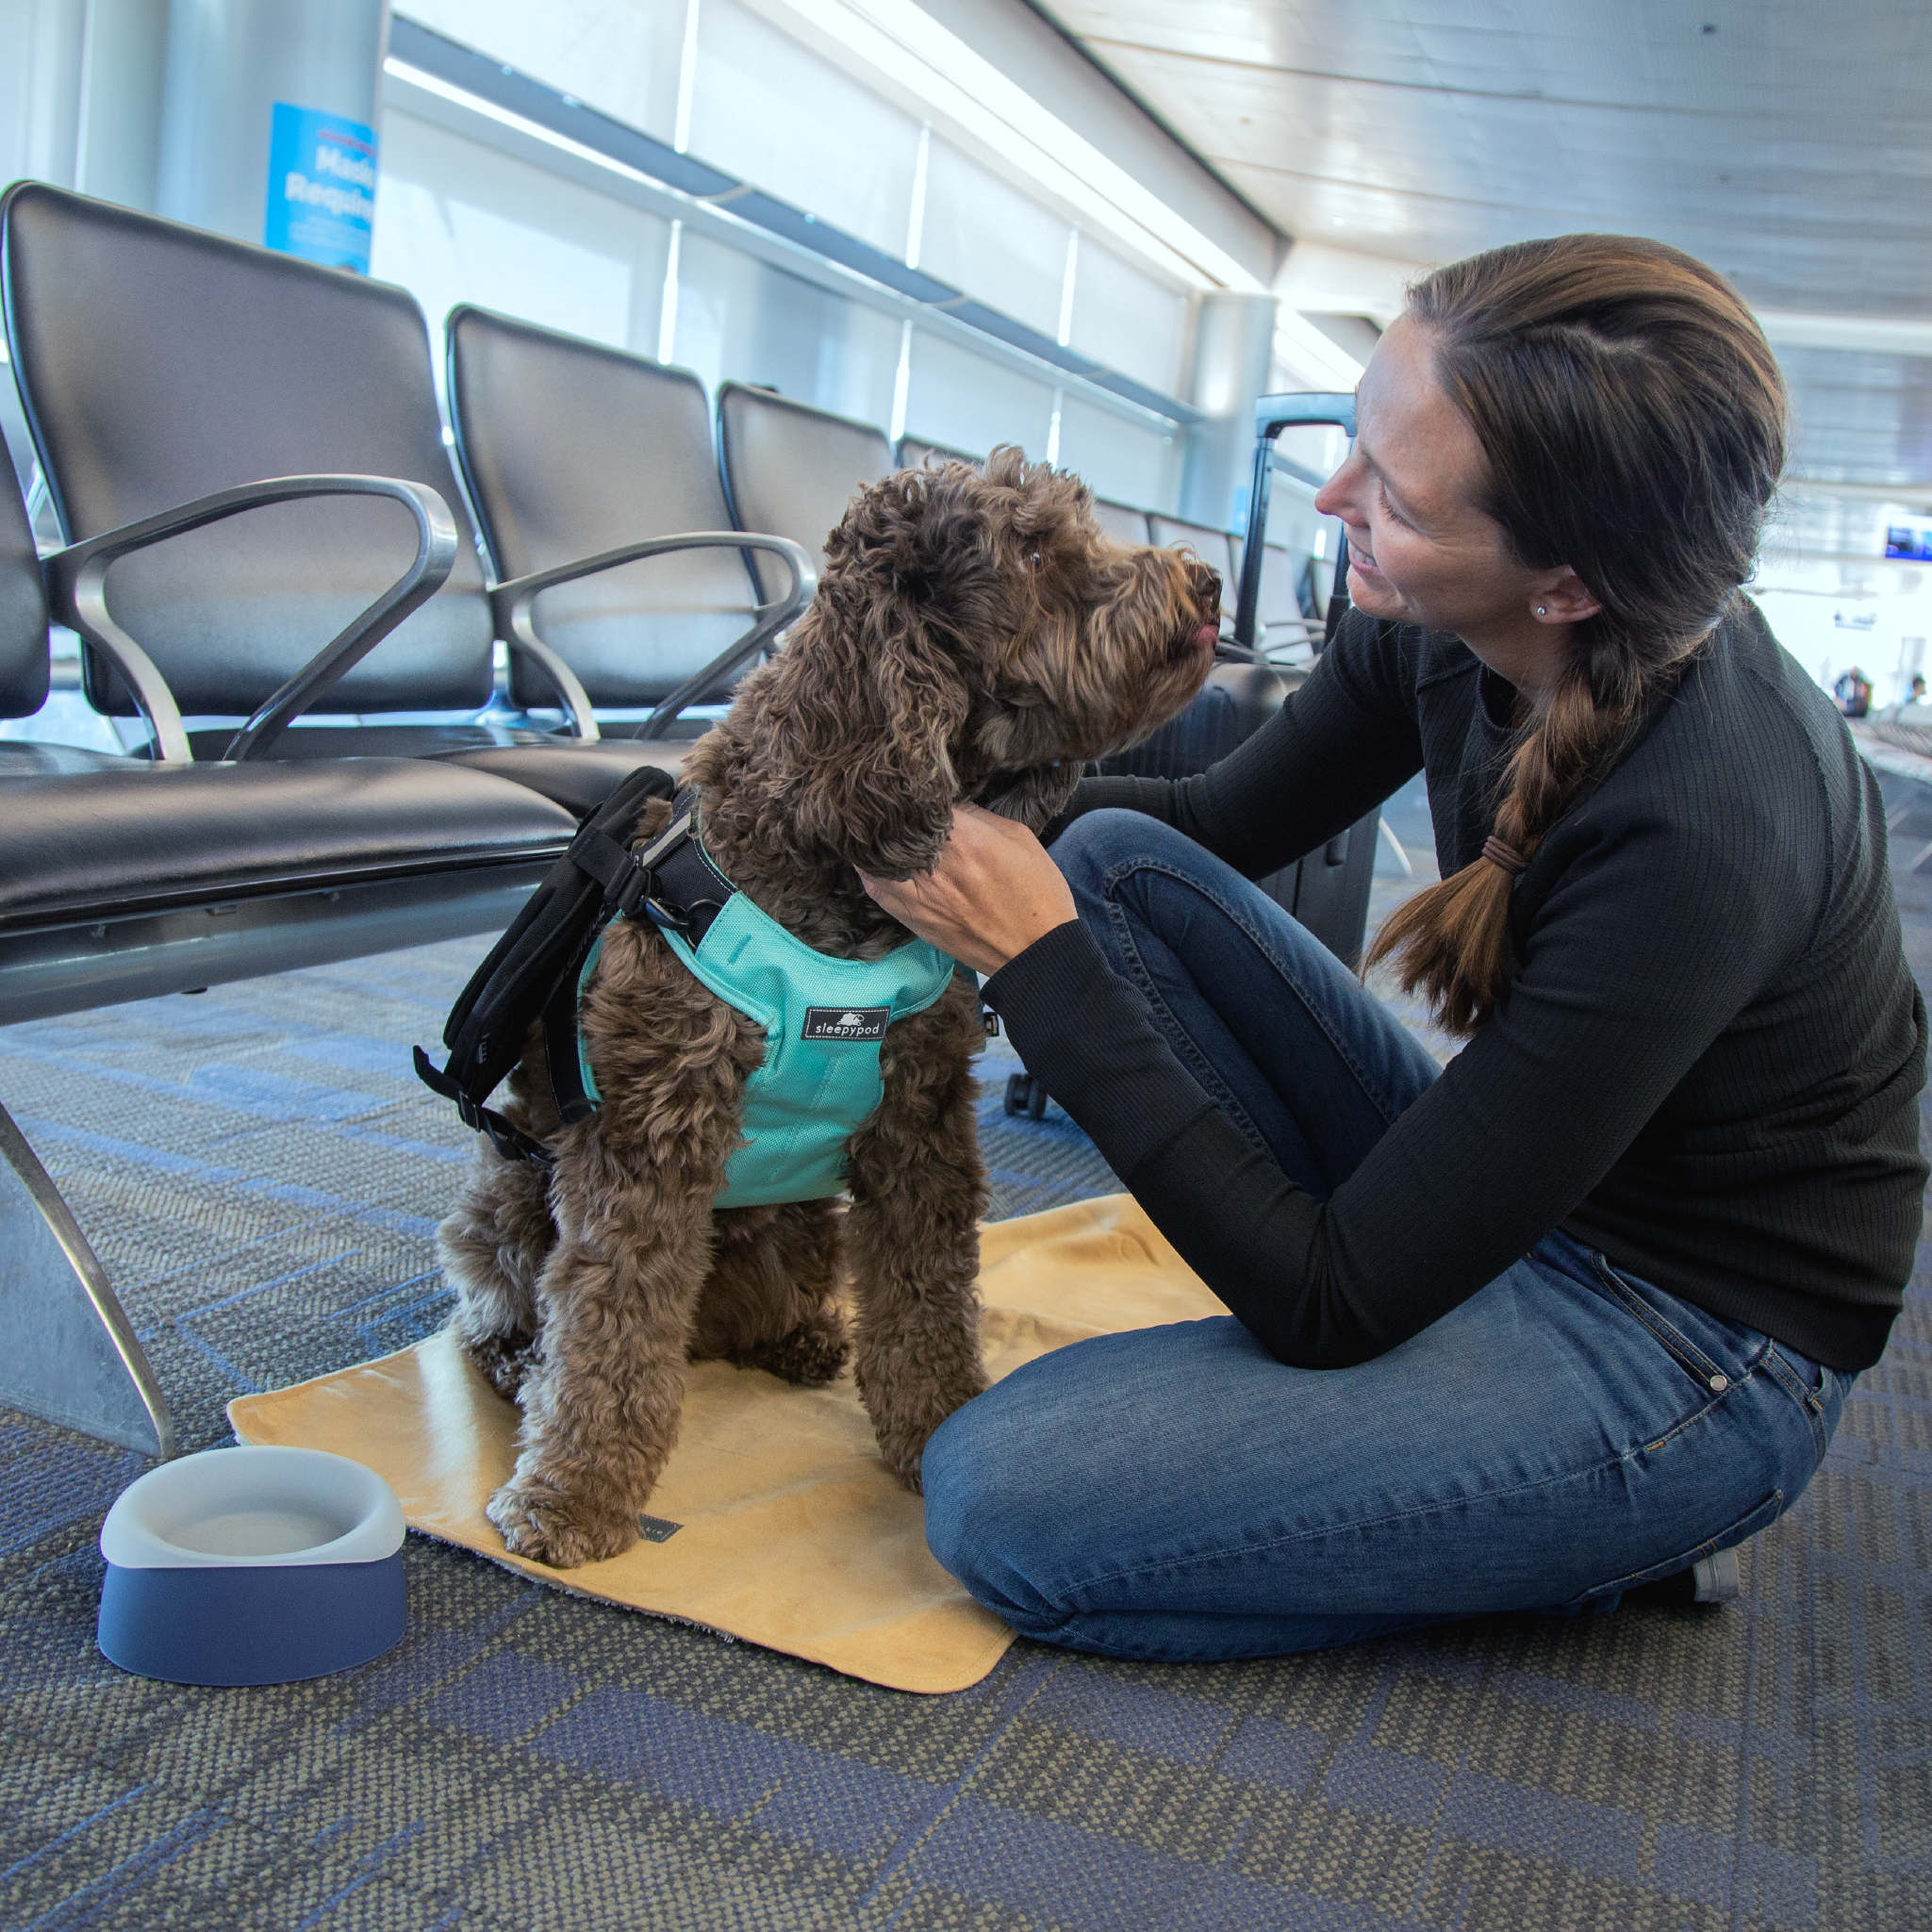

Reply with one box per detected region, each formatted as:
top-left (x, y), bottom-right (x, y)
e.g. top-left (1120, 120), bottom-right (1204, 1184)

top-left (1233, 393), bottom-right (1359, 658)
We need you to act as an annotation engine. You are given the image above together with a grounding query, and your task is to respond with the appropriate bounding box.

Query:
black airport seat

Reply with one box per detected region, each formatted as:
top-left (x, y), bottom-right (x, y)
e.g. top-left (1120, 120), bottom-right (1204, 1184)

top-left (0, 181), bottom-right (692, 815)
top-left (445, 306), bottom-right (812, 765)
top-left (896, 435), bottom-right (982, 471)
top-left (718, 384), bottom-right (896, 598)
top-left (1253, 541), bottom-right (1321, 661)
top-left (0, 426), bottom-right (578, 1460)
top-left (0, 421), bottom-right (576, 1025)
top-left (1091, 499), bottom-right (1153, 546)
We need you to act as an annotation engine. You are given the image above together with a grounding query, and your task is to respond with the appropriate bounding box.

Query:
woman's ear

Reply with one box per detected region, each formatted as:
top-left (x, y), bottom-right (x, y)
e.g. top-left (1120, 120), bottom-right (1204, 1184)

top-left (1532, 566), bottom-right (1603, 623)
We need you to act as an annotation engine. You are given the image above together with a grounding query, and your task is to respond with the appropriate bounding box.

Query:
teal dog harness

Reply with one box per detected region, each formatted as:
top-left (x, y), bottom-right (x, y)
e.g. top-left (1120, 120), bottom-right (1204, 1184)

top-left (576, 800), bottom-right (955, 1209)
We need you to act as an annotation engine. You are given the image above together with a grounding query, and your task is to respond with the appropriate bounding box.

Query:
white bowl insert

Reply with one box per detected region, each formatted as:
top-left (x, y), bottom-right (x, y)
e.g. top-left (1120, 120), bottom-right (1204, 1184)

top-left (101, 1445), bottom-right (404, 1570)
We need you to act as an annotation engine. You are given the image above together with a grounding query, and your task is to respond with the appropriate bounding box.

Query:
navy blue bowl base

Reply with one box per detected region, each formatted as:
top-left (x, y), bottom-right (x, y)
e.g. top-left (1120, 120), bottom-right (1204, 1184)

top-left (96, 1554), bottom-right (407, 1686)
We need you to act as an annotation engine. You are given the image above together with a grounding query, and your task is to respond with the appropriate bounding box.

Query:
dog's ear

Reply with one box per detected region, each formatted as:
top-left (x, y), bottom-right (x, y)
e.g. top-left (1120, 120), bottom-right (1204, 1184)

top-left (767, 471), bottom-right (979, 878)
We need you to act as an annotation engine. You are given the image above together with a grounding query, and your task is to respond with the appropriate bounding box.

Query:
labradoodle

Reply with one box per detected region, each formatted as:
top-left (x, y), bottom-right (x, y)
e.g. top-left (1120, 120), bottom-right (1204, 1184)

top-left (436, 447), bottom-right (1221, 1568)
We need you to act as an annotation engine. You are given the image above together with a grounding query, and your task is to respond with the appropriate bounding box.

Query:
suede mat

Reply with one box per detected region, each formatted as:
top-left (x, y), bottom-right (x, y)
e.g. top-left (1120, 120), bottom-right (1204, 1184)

top-left (227, 1195), bottom-right (1227, 1694)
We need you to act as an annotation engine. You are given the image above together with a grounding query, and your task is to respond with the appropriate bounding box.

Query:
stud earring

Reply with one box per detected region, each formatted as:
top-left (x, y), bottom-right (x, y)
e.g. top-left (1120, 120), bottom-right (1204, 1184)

top-left (1536, 604), bottom-right (1547, 617)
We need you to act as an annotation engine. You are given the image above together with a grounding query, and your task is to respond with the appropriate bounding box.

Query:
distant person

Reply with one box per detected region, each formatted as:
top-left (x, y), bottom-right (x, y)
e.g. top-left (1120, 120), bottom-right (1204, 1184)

top-left (1910, 673), bottom-right (1926, 706)
top-left (1835, 667), bottom-right (1873, 717)
top-left (867, 234), bottom-right (1924, 1660)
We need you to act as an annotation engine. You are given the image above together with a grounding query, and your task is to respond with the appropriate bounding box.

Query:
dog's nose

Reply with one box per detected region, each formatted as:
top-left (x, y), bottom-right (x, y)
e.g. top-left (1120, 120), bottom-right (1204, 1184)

top-left (1188, 560), bottom-right (1222, 619)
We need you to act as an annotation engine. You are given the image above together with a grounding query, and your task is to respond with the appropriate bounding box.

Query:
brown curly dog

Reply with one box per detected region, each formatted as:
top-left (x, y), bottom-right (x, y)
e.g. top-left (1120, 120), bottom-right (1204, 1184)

top-left (436, 448), bottom-right (1220, 1568)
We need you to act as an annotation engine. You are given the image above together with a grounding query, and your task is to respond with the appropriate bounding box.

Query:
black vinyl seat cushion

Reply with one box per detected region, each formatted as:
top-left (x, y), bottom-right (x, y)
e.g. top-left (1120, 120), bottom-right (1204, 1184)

top-left (182, 722), bottom-right (551, 763)
top-left (0, 758), bottom-right (577, 933)
top-left (0, 742), bottom-right (142, 778)
top-left (425, 739), bottom-right (694, 819)
top-left (175, 725), bottom-right (691, 817)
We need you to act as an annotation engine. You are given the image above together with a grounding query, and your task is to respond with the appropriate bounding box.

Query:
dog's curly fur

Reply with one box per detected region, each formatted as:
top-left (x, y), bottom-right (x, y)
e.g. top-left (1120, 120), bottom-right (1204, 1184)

top-left (437, 449), bottom-right (1220, 1568)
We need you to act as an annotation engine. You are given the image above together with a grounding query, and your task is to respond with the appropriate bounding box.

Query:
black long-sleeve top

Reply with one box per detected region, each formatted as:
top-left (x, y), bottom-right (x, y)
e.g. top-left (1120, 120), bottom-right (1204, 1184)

top-left (983, 602), bottom-right (1927, 1373)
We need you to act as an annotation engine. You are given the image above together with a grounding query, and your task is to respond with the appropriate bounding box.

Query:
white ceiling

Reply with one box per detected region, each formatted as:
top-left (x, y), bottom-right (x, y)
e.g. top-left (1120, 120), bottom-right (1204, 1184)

top-left (1034, 0), bottom-right (1932, 526)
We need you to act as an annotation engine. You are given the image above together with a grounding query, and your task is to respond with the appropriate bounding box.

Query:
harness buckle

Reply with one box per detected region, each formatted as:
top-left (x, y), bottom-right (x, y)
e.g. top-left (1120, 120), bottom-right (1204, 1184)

top-left (641, 889), bottom-right (691, 934)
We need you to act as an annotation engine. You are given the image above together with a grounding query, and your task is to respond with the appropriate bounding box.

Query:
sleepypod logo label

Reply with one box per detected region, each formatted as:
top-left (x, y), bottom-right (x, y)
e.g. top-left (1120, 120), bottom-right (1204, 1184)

top-left (802, 1006), bottom-right (890, 1042)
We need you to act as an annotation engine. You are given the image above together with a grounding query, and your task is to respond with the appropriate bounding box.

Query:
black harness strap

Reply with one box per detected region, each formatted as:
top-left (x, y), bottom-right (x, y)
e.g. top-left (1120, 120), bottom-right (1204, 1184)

top-left (416, 767), bottom-right (764, 1169)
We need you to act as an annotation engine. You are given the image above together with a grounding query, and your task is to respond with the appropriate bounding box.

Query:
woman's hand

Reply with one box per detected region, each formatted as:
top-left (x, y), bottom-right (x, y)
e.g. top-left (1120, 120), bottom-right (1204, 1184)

top-left (859, 802), bottom-right (1077, 977)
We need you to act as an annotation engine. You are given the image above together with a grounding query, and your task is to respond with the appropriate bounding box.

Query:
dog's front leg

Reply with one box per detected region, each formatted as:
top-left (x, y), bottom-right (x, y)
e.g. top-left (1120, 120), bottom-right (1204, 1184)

top-left (438, 1023), bottom-right (561, 1401)
top-left (486, 1134), bottom-right (724, 1569)
top-left (844, 976), bottom-right (990, 1492)
top-left (485, 928), bottom-right (757, 1570)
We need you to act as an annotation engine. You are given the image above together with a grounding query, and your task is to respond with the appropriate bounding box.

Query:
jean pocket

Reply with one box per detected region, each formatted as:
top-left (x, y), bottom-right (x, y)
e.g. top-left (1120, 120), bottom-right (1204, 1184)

top-left (1568, 1486), bottom-right (1785, 1605)
top-left (1586, 1252), bottom-right (1739, 1400)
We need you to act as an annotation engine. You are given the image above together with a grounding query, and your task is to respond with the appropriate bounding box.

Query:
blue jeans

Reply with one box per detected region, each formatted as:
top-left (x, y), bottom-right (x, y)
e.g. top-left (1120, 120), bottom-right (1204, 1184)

top-left (923, 810), bottom-right (1848, 1660)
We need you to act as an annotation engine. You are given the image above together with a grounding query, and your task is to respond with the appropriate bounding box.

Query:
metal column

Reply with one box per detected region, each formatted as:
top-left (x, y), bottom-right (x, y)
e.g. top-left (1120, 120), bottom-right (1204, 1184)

top-left (1178, 290), bottom-right (1279, 532)
top-left (157, 0), bottom-right (389, 270)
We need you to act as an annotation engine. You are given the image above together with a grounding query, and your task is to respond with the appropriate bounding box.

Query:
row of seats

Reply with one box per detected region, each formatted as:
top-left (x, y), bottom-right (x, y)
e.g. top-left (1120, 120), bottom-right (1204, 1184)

top-left (0, 182), bottom-right (839, 1032)
top-left (0, 195), bottom-right (1013, 1019)
top-left (0, 176), bottom-right (1374, 1453)
top-left (0, 176), bottom-right (1339, 1023)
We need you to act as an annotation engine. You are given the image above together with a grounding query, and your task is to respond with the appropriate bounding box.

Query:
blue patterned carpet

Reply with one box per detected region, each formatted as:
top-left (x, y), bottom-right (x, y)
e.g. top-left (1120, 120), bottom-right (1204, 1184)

top-left (1, 784), bottom-right (1928, 1927)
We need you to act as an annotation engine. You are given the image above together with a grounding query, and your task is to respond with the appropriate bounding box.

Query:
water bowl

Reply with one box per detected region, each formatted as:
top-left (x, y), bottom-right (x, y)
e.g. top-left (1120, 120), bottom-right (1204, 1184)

top-left (97, 1445), bottom-right (406, 1686)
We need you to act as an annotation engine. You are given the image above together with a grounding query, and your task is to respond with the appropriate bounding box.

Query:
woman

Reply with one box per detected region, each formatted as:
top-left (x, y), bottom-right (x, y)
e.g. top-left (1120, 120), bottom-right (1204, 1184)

top-left (862, 234), bottom-right (1927, 1660)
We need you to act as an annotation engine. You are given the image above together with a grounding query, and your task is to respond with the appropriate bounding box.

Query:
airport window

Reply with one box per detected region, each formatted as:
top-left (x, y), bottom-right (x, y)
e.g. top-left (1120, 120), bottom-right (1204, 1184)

top-left (690, 0), bottom-right (921, 259)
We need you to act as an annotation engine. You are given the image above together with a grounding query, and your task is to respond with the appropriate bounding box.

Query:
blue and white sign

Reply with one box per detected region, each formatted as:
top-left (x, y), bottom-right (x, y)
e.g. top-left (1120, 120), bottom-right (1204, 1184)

top-left (263, 103), bottom-right (377, 274)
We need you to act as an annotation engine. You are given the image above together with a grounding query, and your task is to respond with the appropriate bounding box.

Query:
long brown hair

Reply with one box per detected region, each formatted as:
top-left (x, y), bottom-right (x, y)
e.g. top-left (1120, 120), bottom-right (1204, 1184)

top-left (1363, 234), bottom-right (1787, 1034)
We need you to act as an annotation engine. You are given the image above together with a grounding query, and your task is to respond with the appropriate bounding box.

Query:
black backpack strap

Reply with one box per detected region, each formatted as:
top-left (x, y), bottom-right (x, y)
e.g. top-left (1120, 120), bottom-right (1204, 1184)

top-left (643, 817), bottom-right (736, 943)
top-left (412, 1045), bottom-right (558, 1166)
top-left (540, 901), bottom-right (628, 1131)
top-left (539, 792), bottom-right (740, 1128)
top-left (415, 772), bottom-right (754, 1166)
top-left (414, 763), bottom-right (679, 1164)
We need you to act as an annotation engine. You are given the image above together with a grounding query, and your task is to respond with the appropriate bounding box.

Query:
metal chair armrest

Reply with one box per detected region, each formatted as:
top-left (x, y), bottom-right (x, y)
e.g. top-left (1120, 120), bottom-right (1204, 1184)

top-left (43, 474), bottom-right (459, 763)
top-left (488, 532), bottom-right (817, 740)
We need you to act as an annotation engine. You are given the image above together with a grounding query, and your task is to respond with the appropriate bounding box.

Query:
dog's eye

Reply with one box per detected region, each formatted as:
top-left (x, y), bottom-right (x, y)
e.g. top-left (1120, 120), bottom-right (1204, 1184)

top-left (1026, 550), bottom-right (1044, 570)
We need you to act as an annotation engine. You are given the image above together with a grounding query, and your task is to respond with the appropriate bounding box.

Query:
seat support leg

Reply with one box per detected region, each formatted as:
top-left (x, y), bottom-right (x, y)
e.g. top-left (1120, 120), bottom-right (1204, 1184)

top-left (0, 1101), bottom-right (173, 1457)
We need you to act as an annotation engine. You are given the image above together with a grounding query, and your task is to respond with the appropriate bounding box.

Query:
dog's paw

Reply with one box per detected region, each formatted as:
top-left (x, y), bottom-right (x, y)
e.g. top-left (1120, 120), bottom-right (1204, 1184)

top-left (745, 1308), bottom-right (851, 1387)
top-left (487, 1480), bottom-right (637, 1569)
top-left (458, 1329), bottom-right (538, 1402)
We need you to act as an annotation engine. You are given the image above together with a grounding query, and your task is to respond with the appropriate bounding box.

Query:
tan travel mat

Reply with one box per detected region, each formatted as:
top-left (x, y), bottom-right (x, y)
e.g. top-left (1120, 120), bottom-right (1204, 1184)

top-left (228, 1195), bottom-right (1227, 1694)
